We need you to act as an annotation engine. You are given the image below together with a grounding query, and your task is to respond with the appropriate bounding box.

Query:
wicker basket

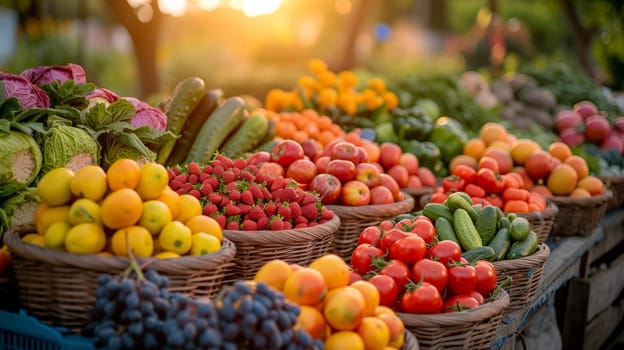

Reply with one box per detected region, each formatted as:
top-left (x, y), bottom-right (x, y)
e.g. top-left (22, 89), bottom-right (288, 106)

top-left (600, 176), bottom-right (624, 210)
top-left (397, 289), bottom-right (509, 350)
top-left (4, 227), bottom-right (236, 333)
top-left (549, 190), bottom-right (612, 237)
top-left (404, 186), bottom-right (436, 211)
top-left (326, 193), bottom-right (415, 262)
top-left (492, 243), bottom-right (550, 313)
top-left (222, 215), bottom-right (340, 281)
top-left (516, 201), bottom-right (558, 243)
top-left (403, 329), bottom-right (419, 350)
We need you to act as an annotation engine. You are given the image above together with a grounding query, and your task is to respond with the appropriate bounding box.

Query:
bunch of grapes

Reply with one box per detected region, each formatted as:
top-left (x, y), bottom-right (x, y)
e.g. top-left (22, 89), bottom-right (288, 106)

top-left (162, 294), bottom-right (222, 349)
top-left (215, 281), bottom-right (323, 350)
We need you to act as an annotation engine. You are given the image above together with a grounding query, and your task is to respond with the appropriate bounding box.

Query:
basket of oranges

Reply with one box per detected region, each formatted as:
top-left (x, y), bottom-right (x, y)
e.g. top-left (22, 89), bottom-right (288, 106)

top-left (4, 159), bottom-right (236, 333)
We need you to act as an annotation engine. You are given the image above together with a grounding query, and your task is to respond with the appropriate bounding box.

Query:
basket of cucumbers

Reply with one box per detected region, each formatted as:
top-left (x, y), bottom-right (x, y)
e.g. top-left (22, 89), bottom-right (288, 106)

top-left (422, 192), bottom-right (550, 313)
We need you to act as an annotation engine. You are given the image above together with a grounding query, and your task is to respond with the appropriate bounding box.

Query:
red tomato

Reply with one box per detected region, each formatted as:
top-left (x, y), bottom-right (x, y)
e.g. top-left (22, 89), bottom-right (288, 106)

top-left (430, 192), bottom-right (448, 204)
top-left (442, 176), bottom-right (465, 192)
top-left (348, 269), bottom-right (363, 284)
top-left (411, 215), bottom-right (432, 223)
top-left (394, 218), bottom-right (413, 231)
top-left (409, 220), bottom-right (435, 244)
top-left (380, 229), bottom-right (409, 252)
top-left (351, 244), bottom-right (384, 275)
top-left (469, 290), bottom-right (485, 305)
top-left (452, 165), bottom-right (476, 184)
top-left (411, 259), bottom-right (448, 293)
top-left (368, 274), bottom-right (399, 307)
top-left (357, 226), bottom-right (382, 246)
top-left (389, 235), bottom-right (427, 266)
top-left (379, 220), bottom-right (394, 231)
top-left (379, 259), bottom-right (411, 292)
top-left (400, 282), bottom-right (443, 314)
top-left (447, 264), bottom-right (477, 295)
top-left (476, 168), bottom-right (504, 194)
top-left (487, 194), bottom-right (504, 209)
top-left (442, 294), bottom-right (480, 312)
top-left (270, 140), bottom-right (305, 167)
top-left (426, 240), bottom-right (462, 266)
top-left (464, 183), bottom-right (486, 198)
top-left (474, 260), bottom-right (497, 296)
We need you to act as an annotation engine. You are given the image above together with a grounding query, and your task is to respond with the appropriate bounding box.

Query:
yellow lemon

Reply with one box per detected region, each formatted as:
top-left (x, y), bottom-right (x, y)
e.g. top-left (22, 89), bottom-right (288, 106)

top-left (67, 198), bottom-right (102, 226)
top-left (22, 233), bottom-right (42, 243)
top-left (106, 158), bottom-right (141, 190)
top-left (185, 215), bottom-right (222, 241)
top-left (64, 223), bottom-right (106, 254)
top-left (139, 200), bottom-right (172, 235)
top-left (174, 195), bottom-right (202, 223)
top-left (100, 188), bottom-right (143, 229)
top-left (26, 235), bottom-right (45, 247)
top-left (70, 165), bottom-right (108, 201)
top-left (36, 168), bottom-right (74, 206)
top-left (43, 221), bottom-right (71, 250)
top-left (190, 232), bottom-right (221, 256)
top-left (111, 226), bottom-right (154, 258)
top-left (158, 221), bottom-right (192, 255)
top-left (36, 205), bottom-right (70, 235)
top-left (157, 189), bottom-right (181, 219)
top-left (135, 162), bottom-right (169, 200)
top-left (154, 251), bottom-right (181, 259)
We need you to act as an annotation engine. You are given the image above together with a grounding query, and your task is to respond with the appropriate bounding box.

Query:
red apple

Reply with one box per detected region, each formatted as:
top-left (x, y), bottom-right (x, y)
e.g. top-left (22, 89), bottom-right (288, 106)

top-left (357, 147), bottom-right (369, 163)
top-left (369, 185), bottom-right (394, 205)
top-left (601, 133), bottom-right (624, 153)
top-left (555, 109), bottom-right (583, 132)
top-left (326, 159), bottom-right (357, 183)
top-left (271, 140), bottom-right (304, 167)
top-left (407, 175), bottom-right (423, 189)
top-left (379, 142), bottom-right (402, 170)
top-left (286, 159), bottom-right (318, 185)
top-left (559, 127), bottom-right (585, 147)
top-left (341, 180), bottom-right (371, 206)
top-left (323, 139), bottom-right (342, 157)
top-left (246, 151), bottom-right (271, 166)
top-left (525, 150), bottom-right (556, 180)
top-left (399, 153), bottom-right (419, 175)
top-left (380, 173), bottom-right (401, 202)
top-left (361, 139), bottom-right (381, 163)
top-left (301, 139), bottom-right (323, 161)
top-left (614, 117), bottom-right (624, 133)
top-left (573, 100), bottom-right (599, 119)
top-left (386, 165), bottom-right (410, 188)
top-left (330, 141), bottom-right (361, 164)
top-left (355, 162), bottom-right (381, 188)
top-left (372, 162), bottom-right (384, 174)
top-left (315, 156), bottom-right (331, 173)
top-left (585, 115), bottom-right (610, 143)
top-left (416, 167), bottom-right (437, 187)
top-left (258, 162), bottom-right (285, 179)
top-left (310, 174), bottom-right (342, 204)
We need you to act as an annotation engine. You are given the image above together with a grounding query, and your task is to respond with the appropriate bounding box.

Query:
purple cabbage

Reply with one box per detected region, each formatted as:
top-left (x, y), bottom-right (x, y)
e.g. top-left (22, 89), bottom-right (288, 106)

top-left (0, 72), bottom-right (51, 109)
top-left (86, 88), bottom-right (120, 108)
top-left (20, 63), bottom-right (87, 85)
top-left (123, 97), bottom-right (167, 131)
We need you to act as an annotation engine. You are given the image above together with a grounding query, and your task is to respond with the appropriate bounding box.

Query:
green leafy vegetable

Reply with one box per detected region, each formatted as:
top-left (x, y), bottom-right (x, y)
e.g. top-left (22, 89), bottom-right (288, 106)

top-left (0, 130), bottom-right (42, 197)
top-left (42, 125), bottom-right (100, 173)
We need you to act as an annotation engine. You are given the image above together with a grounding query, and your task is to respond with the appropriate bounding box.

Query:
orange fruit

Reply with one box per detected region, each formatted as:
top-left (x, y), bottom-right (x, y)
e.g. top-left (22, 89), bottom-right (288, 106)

top-left (309, 254), bottom-right (350, 290)
top-left (295, 305), bottom-right (328, 340)
top-left (480, 122), bottom-right (508, 146)
top-left (564, 155), bottom-right (589, 179)
top-left (463, 138), bottom-right (486, 160)
top-left (254, 259), bottom-right (293, 292)
top-left (323, 286), bottom-right (366, 331)
top-left (157, 189), bottom-right (181, 219)
top-left (510, 139), bottom-right (541, 165)
top-left (283, 268), bottom-right (327, 306)
top-left (548, 142), bottom-right (573, 162)
top-left (324, 331), bottom-right (365, 350)
top-left (185, 215), bottom-right (223, 241)
top-left (570, 188), bottom-right (591, 198)
top-left (135, 162), bottom-right (169, 200)
top-left (100, 188), bottom-right (143, 229)
top-left (547, 164), bottom-right (578, 196)
top-left (350, 280), bottom-right (380, 317)
top-left (377, 313), bottom-right (405, 348)
top-left (357, 316), bottom-right (390, 350)
top-left (577, 176), bottom-right (605, 195)
top-left (488, 140), bottom-right (512, 153)
top-left (106, 158), bottom-right (141, 191)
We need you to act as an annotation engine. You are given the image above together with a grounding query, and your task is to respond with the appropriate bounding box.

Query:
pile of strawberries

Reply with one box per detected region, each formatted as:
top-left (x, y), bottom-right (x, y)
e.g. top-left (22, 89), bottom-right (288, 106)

top-left (168, 154), bottom-right (334, 231)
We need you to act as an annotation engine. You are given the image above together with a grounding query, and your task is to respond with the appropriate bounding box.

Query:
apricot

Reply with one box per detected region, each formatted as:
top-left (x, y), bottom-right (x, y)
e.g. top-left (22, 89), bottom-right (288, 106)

top-left (547, 164), bottom-right (578, 196)
top-left (564, 155), bottom-right (589, 179)
top-left (483, 148), bottom-right (513, 174)
top-left (511, 139), bottom-right (541, 165)
top-left (570, 188), bottom-right (591, 198)
top-left (577, 176), bottom-right (605, 195)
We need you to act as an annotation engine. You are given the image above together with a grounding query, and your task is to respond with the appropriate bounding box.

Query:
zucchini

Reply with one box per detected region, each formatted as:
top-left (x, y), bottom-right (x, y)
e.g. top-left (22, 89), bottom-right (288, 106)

top-left (488, 228), bottom-right (511, 261)
top-left (257, 118), bottom-right (276, 146)
top-left (166, 89), bottom-right (222, 166)
top-left (506, 231), bottom-right (538, 259)
top-left (423, 203), bottom-right (453, 222)
top-left (446, 193), bottom-right (478, 222)
top-left (220, 113), bottom-right (269, 158)
top-left (156, 77), bottom-right (206, 164)
top-left (509, 217), bottom-right (531, 241)
top-left (461, 246), bottom-right (496, 263)
top-left (185, 97), bottom-right (246, 164)
top-left (251, 140), bottom-right (279, 153)
top-left (475, 205), bottom-right (498, 245)
top-left (435, 217), bottom-right (459, 245)
top-left (453, 208), bottom-right (483, 251)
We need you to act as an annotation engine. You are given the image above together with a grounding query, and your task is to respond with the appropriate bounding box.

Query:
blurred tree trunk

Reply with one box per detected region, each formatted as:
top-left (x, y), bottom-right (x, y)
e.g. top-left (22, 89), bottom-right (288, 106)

top-left (339, 0), bottom-right (372, 70)
top-left (559, 0), bottom-right (595, 78)
top-left (103, 0), bottom-right (161, 98)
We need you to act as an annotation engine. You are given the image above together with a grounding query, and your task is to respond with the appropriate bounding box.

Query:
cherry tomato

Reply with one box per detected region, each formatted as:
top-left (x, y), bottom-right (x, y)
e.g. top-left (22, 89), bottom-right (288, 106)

top-left (358, 226), bottom-right (382, 246)
top-left (379, 260), bottom-right (411, 292)
top-left (426, 240), bottom-right (462, 266)
top-left (400, 282), bottom-right (442, 314)
top-left (469, 290), bottom-right (485, 305)
top-left (379, 220), bottom-right (394, 231)
top-left (452, 164), bottom-right (476, 184)
top-left (351, 244), bottom-right (384, 275)
top-left (447, 264), bottom-right (477, 295)
top-left (474, 260), bottom-right (497, 296)
top-left (442, 294), bottom-right (480, 313)
top-left (380, 228), bottom-right (409, 252)
top-left (411, 259), bottom-right (448, 293)
top-left (368, 274), bottom-right (399, 307)
top-left (389, 235), bottom-right (426, 266)
top-left (409, 220), bottom-right (435, 244)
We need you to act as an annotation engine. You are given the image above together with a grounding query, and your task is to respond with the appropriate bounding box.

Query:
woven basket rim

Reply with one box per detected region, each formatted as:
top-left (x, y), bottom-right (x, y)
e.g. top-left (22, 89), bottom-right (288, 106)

top-left (598, 175), bottom-right (624, 184)
top-left (397, 289), bottom-right (509, 326)
top-left (403, 186), bottom-right (437, 196)
top-left (223, 215), bottom-right (340, 244)
top-left (327, 191), bottom-right (415, 216)
top-left (548, 189), bottom-right (613, 206)
top-left (4, 228), bottom-right (237, 271)
top-left (492, 243), bottom-right (550, 269)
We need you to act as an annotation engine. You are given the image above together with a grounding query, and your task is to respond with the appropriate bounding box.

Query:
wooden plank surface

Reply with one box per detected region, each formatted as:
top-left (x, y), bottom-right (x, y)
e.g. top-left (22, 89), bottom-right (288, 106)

top-left (586, 252), bottom-right (624, 321)
top-left (591, 210), bottom-right (624, 263)
top-left (584, 295), bottom-right (624, 350)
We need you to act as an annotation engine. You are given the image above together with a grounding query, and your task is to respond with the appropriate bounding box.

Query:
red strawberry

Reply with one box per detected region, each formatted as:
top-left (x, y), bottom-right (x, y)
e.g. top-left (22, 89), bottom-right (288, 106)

top-left (226, 221), bottom-right (240, 230)
top-left (223, 170), bottom-right (236, 184)
top-left (288, 202), bottom-right (302, 218)
top-left (208, 193), bottom-right (222, 204)
top-left (175, 189), bottom-right (185, 195)
top-left (248, 206), bottom-right (266, 220)
top-left (206, 177), bottom-right (219, 189)
top-left (203, 204), bottom-right (219, 216)
top-left (272, 189), bottom-right (284, 202)
top-left (301, 203), bottom-right (319, 221)
top-left (188, 162), bottom-right (201, 175)
top-left (188, 174), bottom-right (199, 185)
top-left (220, 197), bottom-right (231, 207)
top-left (308, 221), bottom-right (319, 227)
top-left (241, 190), bottom-right (254, 205)
top-left (175, 174), bottom-right (188, 183)
top-left (203, 165), bottom-right (213, 175)
top-left (226, 182), bottom-right (238, 192)
top-left (278, 206), bottom-right (292, 221)
top-left (271, 178), bottom-right (288, 191)
top-left (200, 183), bottom-right (213, 196)
top-left (249, 185), bottom-right (263, 200)
top-left (229, 190), bottom-right (241, 202)
top-left (199, 173), bottom-right (209, 182)
top-left (189, 189), bottom-right (201, 199)
top-left (233, 159), bottom-right (247, 169)
top-left (283, 221), bottom-right (292, 230)
top-left (182, 183), bottom-right (193, 192)
top-left (270, 219), bottom-right (285, 231)
top-left (261, 187), bottom-right (273, 201)
top-left (257, 217), bottom-right (269, 230)
top-left (213, 166), bottom-right (225, 177)
top-left (282, 187), bottom-right (297, 202)
top-left (294, 215), bottom-right (308, 225)
top-left (264, 203), bottom-right (277, 217)
top-left (216, 155), bottom-right (234, 169)
top-left (214, 215), bottom-right (226, 228)
top-left (239, 171), bottom-right (255, 182)
top-left (232, 167), bottom-right (241, 178)
top-left (167, 168), bottom-right (177, 180)
top-left (301, 193), bottom-right (317, 206)
top-left (321, 207), bottom-right (334, 220)
top-left (169, 180), bottom-right (182, 191)
top-left (295, 223), bottom-right (308, 229)
top-left (242, 219), bottom-right (258, 231)
top-left (238, 204), bottom-right (250, 215)
top-left (246, 164), bottom-right (259, 174)
top-left (170, 166), bottom-right (180, 175)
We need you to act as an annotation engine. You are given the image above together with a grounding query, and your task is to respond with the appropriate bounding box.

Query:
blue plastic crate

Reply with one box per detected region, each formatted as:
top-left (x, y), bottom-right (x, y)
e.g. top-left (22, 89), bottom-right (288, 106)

top-left (0, 309), bottom-right (95, 350)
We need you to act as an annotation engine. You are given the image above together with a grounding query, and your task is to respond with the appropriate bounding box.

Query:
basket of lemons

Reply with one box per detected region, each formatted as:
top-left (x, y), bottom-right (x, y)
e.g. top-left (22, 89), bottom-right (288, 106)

top-left (4, 159), bottom-right (236, 333)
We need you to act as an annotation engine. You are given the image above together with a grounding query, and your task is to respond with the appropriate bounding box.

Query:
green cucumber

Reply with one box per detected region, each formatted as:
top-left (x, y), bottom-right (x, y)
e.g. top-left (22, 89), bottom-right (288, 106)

top-left (462, 246), bottom-right (496, 263)
top-left (509, 217), bottom-right (531, 241)
top-left (497, 217), bottom-right (511, 230)
top-left (506, 231), bottom-right (538, 259)
top-left (453, 208), bottom-right (483, 251)
top-left (423, 203), bottom-right (453, 222)
top-left (446, 192), bottom-right (479, 223)
top-left (488, 228), bottom-right (511, 261)
top-left (220, 113), bottom-right (269, 158)
top-left (394, 213), bottom-right (416, 224)
top-left (435, 217), bottom-right (459, 245)
top-left (475, 205), bottom-right (498, 245)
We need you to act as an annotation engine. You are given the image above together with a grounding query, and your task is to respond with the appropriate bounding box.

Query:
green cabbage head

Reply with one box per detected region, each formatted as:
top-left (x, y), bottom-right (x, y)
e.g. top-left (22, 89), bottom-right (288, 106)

top-left (0, 130), bottom-right (42, 197)
top-left (42, 125), bottom-right (100, 173)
